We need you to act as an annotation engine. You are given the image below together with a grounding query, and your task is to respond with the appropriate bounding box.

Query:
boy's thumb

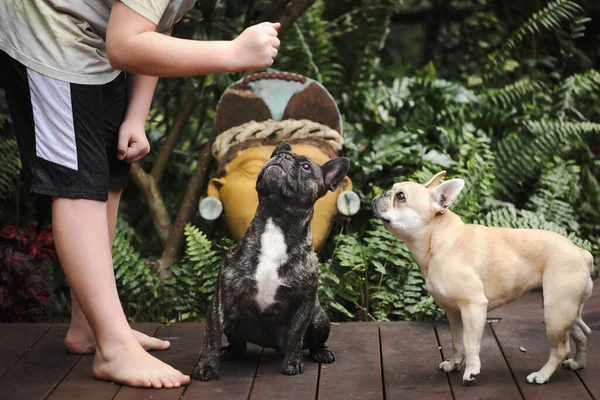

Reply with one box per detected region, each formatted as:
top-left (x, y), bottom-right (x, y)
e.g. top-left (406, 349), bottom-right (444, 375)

top-left (117, 135), bottom-right (129, 160)
top-left (272, 22), bottom-right (281, 30)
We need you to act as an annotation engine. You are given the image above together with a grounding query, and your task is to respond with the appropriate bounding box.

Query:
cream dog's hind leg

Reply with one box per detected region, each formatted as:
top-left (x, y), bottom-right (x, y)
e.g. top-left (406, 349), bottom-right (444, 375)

top-left (562, 279), bottom-right (593, 371)
top-left (459, 301), bottom-right (488, 384)
top-left (562, 314), bottom-right (592, 370)
top-left (439, 310), bottom-right (465, 372)
top-left (527, 271), bottom-right (592, 384)
top-left (526, 301), bottom-right (573, 384)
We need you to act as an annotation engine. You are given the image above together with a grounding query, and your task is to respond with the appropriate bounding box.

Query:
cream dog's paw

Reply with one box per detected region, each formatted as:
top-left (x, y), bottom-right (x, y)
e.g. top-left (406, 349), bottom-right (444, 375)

top-left (561, 359), bottom-right (585, 370)
top-left (438, 359), bottom-right (463, 372)
top-left (526, 371), bottom-right (550, 384)
top-left (462, 366), bottom-right (480, 385)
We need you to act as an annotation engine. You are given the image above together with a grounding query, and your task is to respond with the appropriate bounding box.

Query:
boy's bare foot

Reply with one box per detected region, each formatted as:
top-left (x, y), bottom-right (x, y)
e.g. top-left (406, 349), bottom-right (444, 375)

top-left (65, 327), bottom-right (170, 354)
top-left (93, 343), bottom-right (190, 388)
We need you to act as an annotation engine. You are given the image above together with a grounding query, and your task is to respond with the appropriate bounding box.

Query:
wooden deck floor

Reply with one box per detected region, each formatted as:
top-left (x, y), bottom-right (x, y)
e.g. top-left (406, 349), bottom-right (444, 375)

top-left (1, 284), bottom-right (598, 400)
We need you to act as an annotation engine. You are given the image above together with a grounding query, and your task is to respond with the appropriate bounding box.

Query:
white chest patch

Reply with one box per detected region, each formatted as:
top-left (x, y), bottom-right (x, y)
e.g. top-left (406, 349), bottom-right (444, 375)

top-left (255, 219), bottom-right (289, 311)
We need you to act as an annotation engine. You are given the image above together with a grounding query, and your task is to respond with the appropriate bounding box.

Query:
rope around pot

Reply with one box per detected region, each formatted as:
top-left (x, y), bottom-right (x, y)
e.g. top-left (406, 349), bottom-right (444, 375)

top-left (212, 119), bottom-right (344, 161)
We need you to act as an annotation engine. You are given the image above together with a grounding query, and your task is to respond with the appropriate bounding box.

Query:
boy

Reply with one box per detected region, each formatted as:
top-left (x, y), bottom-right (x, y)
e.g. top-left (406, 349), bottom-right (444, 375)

top-left (0, 0), bottom-right (280, 389)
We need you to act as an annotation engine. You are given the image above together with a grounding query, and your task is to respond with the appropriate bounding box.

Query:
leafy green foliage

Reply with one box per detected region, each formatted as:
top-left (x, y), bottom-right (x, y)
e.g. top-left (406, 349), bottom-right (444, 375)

top-left (0, 138), bottom-right (20, 206)
top-left (484, 0), bottom-right (584, 80)
top-left (112, 219), bottom-right (163, 321)
top-left (169, 224), bottom-right (228, 321)
top-left (495, 120), bottom-right (600, 198)
top-left (1, 0), bottom-right (598, 323)
top-left (112, 219), bottom-right (229, 323)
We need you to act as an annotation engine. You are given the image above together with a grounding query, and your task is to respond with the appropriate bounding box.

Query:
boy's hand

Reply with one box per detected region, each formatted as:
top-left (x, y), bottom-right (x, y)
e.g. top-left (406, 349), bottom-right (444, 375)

top-left (231, 22), bottom-right (281, 71)
top-left (117, 120), bottom-right (150, 163)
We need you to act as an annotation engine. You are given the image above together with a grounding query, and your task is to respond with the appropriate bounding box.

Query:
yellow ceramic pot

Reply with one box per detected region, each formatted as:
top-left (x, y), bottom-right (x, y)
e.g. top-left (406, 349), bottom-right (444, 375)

top-left (207, 144), bottom-right (353, 250)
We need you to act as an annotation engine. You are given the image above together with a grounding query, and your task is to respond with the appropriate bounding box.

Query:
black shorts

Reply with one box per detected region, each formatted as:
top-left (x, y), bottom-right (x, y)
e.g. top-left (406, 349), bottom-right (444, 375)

top-left (0, 50), bottom-right (130, 202)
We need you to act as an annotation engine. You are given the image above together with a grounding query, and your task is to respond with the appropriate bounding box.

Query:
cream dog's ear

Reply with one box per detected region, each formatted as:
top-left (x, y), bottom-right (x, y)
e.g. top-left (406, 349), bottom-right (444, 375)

top-left (433, 179), bottom-right (465, 213)
top-left (424, 171), bottom-right (446, 188)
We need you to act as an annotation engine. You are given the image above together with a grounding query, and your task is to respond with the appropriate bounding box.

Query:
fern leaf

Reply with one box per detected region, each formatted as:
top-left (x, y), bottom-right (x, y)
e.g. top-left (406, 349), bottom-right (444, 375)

top-left (0, 137), bottom-right (21, 205)
top-left (484, 0), bottom-right (584, 80)
top-left (482, 79), bottom-right (548, 109)
top-left (553, 69), bottom-right (600, 119)
top-left (495, 120), bottom-right (600, 198)
top-left (526, 159), bottom-right (580, 231)
top-left (474, 207), bottom-right (595, 251)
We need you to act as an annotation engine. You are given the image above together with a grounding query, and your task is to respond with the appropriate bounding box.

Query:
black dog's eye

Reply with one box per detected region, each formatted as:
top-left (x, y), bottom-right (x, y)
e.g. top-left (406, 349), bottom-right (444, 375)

top-left (395, 192), bottom-right (406, 202)
top-left (301, 162), bottom-right (311, 172)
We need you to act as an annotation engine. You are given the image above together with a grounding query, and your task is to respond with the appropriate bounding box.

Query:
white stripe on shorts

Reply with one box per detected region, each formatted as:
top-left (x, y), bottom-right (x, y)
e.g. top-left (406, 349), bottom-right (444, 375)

top-left (27, 69), bottom-right (78, 170)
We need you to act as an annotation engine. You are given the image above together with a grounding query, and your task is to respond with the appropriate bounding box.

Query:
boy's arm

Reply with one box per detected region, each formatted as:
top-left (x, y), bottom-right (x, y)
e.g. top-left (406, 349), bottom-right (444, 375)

top-left (106, 1), bottom-right (280, 77)
top-left (117, 72), bottom-right (158, 163)
top-left (117, 25), bottom-right (176, 163)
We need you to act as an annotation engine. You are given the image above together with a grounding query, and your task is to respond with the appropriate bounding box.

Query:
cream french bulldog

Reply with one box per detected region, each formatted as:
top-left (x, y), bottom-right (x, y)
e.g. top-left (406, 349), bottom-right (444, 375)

top-left (372, 171), bottom-right (595, 385)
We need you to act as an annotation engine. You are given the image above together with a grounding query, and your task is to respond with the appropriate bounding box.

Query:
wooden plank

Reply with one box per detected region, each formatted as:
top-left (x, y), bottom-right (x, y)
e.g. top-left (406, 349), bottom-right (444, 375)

top-left (0, 325), bottom-right (81, 399)
top-left (380, 322), bottom-right (451, 399)
top-left (47, 323), bottom-right (160, 400)
top-left (487, 291), bottom-right (544, 323)
top-left (184, 342), bottom-right (262, 399)
top-left (490, 321), bottom-right (591, 400)
top-left (436, 322), bottom-right (522, 400)
top-left (575, 329), bottom-right (600, 399)
top-left (114, 323), bottom-right (204, 400)
top-left (0, 323), bottom-right (49, 377)
top-left (318, 322), bottom-right (383, 400)
top-left (249, 348), bottom-right (318, 400)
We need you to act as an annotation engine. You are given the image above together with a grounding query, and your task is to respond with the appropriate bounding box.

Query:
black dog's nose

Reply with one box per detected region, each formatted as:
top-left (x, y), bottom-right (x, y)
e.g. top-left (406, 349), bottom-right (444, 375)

top-left (277, 152), bottom-right (293, 161)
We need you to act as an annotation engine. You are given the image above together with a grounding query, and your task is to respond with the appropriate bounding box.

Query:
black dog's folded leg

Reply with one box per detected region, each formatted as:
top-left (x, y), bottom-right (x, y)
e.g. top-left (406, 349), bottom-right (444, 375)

top-left (192, 289), bottom-right (225, 381)
top-left (282, 301), bottom-right (313, 376)
top-left (305, 301), bottom-right (335, 364)
top-left (220, 341), bottom-right (247, 361)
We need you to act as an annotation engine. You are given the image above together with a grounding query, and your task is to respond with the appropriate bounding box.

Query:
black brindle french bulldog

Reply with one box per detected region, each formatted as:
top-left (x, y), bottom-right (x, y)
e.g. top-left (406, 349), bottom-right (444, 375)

top-left (191, 142), bottom-right (349, 381)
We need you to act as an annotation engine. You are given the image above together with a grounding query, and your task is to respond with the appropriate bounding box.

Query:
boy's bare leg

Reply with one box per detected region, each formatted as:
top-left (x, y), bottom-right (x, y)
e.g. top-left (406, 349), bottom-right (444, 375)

top-left (64, 188), bottom-right (170, 354)
top-left (53, 196), bottom-right (190, 388)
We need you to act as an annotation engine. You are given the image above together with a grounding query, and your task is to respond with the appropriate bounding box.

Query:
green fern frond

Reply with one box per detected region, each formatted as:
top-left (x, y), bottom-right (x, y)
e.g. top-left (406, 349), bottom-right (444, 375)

top-left (553, 69), bottom-right (600, 119)
top-left (112, 218), bottom-right (162, 320)
top-left (273, 23), bottom-right (321, 80)
top-left (495, 120), bottom-right (600, 197)
top-left (474, 207), bottom-right (594, 251)
top-left (482, 79), bottom-right (548, 109)
top-left (299, 0), bottom-right (345, 91)
top-left (0, 137), bottom-right (21, 205)
top-left (526, 159), bottom-right (580, 231)
top-left (484, 0), bottom-right (583, 80)
top-left (452, 137), bottom-right (497, 220)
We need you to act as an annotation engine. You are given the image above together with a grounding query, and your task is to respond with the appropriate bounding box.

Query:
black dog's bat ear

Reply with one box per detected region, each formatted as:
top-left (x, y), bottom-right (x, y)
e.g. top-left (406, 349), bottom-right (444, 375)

top-left (271, 142), bottom-right (292, 158)
top-left (322, 157), bottom-right (350, 192)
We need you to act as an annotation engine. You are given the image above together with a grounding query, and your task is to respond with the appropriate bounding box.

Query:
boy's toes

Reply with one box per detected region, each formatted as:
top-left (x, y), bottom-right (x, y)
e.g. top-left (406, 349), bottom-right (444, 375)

top-left (149, 376), bottom-right (162, 389)
top-left (160, 376), bottom-right (173, 388)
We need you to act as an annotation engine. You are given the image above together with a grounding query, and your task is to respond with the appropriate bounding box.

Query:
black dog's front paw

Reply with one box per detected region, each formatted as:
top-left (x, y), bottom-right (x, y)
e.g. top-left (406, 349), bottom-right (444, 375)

top-left (282, 353), bottom-right (304, 376)
top-left (191, 360), bottom-right (220, 381)
top-left (310, 347), bottom-right (335, 364)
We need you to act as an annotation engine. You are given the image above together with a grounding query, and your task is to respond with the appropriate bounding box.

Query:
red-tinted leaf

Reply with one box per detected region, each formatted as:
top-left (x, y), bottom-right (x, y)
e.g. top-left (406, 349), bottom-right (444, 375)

top-left (1, 225), bottom-right (19, 239)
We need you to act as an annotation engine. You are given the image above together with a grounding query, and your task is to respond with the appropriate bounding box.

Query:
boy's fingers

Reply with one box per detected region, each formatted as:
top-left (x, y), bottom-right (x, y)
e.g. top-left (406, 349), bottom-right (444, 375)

top-left (271, 22), bottom-right (281, 30)
top-left (125, 143), bottom-right (141, 163)
top-left (117, 131), bottom-right (130, 160)
top-left (126, 142), bottom-right (150, 163)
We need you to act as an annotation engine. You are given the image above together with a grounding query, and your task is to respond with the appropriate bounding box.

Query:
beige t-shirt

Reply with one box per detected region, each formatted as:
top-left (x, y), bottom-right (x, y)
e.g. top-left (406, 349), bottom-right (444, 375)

top-left (0, 0), bottom-right (197, 85)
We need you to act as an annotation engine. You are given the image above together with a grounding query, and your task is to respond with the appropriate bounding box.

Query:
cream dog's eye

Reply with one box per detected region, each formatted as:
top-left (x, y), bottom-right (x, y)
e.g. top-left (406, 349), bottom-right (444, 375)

top-left (395, 192), bottom-right (406, 202)
top-left (301, 162), bottom-right (311, 172)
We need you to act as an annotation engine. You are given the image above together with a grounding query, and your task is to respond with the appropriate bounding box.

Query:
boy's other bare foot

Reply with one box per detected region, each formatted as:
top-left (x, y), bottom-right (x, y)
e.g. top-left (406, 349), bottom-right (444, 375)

top-left (93, 343), bottom-right (190, 388)
top-left (65, 327), bottom-right (170, 354)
